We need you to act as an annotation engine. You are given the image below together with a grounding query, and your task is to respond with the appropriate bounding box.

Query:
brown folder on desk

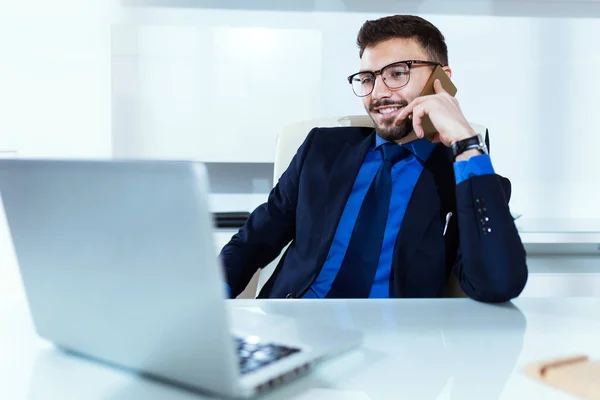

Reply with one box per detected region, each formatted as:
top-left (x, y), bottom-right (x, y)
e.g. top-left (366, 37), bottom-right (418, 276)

top-left (525, 355), bottom-right (600, 399)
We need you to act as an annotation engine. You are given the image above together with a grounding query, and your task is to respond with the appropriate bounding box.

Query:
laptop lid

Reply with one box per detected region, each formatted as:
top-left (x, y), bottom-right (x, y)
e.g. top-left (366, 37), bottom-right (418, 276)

top-left (0, 159), bottom-right (241, 397)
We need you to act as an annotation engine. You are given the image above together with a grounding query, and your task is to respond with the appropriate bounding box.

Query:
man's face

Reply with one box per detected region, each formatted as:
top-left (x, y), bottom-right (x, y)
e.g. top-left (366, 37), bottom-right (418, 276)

top-left (359, 38), bottom-right (436, 142)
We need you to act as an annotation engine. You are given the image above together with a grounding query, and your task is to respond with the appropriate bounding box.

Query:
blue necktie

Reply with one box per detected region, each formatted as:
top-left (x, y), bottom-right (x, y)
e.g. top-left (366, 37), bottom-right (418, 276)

top-left (326, 142), bottom-right (409, 298)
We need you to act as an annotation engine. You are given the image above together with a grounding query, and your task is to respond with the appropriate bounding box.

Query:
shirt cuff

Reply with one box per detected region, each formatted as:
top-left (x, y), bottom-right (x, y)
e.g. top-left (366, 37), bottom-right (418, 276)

top-left (225, 284), bottom-right (232, 298)
top-left (454, 154), bottom-right (495, 184)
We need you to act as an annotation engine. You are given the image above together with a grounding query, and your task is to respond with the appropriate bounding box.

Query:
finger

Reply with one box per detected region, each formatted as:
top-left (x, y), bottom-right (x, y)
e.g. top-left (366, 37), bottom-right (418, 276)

top-left (396, 95), bottom-right (432, 123)
top-left (433, 79), bottom-right (447, 94)
top-left (411, 104), bottom-right (428, 139)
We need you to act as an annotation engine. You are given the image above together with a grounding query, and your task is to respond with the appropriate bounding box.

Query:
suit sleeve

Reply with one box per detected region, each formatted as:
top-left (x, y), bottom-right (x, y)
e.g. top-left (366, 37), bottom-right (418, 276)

top-left (452, 133), bottom-right (528, 303)
top-left (218, 129), bottom-right (318, 298)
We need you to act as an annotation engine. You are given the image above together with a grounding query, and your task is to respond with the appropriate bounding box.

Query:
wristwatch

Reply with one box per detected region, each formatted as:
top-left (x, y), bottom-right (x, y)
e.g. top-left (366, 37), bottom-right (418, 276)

top-left (452, 133), bottom-right (488, 160)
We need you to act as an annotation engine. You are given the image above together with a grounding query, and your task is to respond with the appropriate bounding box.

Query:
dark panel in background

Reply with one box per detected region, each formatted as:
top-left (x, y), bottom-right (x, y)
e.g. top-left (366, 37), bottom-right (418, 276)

top-left (206, 163), bottom-right (273, 228)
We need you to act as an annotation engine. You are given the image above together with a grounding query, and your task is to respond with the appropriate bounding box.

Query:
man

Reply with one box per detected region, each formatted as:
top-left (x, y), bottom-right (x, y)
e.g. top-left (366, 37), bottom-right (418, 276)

top-left (220, 15), bottom-right (527, 302)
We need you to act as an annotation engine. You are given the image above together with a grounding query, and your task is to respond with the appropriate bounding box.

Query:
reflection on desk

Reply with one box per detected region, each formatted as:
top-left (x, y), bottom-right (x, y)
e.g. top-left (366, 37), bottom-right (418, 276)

top-left (9, 298), bottom-right (600, 399)
top-left (233, 300), bottom-right (527, 400)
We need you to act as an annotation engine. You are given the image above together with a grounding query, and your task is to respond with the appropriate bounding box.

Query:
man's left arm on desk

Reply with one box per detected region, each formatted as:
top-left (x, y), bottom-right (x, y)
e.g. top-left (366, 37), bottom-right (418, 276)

top-left (452, 152), bottom-right (528, 303)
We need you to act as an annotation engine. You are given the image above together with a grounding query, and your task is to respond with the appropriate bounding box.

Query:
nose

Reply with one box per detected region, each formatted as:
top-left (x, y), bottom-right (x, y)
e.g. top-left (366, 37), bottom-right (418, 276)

top-left (371, 75), bottom-right (392, 101)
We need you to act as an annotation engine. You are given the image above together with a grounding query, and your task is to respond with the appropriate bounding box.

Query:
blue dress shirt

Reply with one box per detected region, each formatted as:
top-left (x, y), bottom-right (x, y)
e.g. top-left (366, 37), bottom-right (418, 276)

top-left (303, 136), bottom-right (495, 299)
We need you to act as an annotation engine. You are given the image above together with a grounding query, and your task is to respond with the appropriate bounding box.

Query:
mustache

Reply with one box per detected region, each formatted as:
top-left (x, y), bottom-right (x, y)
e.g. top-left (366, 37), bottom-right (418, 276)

top-left (369, 99), bottom-right (408, 112)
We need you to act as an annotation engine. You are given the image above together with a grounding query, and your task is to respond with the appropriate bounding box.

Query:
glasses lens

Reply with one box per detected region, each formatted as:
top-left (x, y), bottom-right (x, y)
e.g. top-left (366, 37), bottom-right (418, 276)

top-left (382, 63), bottom-right (410, 89)
top-left (350, 72), bottom-right (375, 97)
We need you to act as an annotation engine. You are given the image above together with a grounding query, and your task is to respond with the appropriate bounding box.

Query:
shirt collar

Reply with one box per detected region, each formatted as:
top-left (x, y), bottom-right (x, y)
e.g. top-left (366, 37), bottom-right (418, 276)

top-left (374, 133), bottom-right (437, 162)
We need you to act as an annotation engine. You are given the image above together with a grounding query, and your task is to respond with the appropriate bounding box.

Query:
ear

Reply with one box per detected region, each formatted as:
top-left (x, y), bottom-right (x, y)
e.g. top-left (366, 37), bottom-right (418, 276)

top-left (442, 66), bottom-right (453, 80)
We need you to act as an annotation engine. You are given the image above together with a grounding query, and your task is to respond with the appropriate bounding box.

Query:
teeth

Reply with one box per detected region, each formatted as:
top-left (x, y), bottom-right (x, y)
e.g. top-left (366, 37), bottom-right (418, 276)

top-left (379, 107), bottom-right (399, 114)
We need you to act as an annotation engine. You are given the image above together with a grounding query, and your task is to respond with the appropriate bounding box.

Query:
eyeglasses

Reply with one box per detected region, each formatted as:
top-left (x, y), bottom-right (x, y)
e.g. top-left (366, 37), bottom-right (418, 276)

top-left (347, 60), bottom-right (441, 97)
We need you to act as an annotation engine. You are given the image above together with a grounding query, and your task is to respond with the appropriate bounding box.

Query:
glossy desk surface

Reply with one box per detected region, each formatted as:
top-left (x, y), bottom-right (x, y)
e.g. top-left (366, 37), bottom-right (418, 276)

top-left (2, 268), bottom-right (600, 400)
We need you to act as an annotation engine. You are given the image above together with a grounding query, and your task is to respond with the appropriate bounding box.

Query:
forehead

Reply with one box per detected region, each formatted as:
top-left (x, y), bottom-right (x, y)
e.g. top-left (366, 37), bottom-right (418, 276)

top-left (359, 38), bottom-right (428, 71)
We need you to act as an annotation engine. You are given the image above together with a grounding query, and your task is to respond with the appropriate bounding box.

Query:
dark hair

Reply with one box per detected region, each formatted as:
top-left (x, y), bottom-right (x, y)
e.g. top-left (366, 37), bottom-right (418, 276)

top-left (357, 15), bottom-right (448, 66)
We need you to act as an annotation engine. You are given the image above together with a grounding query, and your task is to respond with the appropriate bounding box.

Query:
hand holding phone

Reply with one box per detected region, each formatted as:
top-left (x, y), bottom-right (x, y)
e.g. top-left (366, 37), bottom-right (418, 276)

top-left (395, 66), bottom-right (474, 146)
top-left (414, 66), bottom-right (457, 141)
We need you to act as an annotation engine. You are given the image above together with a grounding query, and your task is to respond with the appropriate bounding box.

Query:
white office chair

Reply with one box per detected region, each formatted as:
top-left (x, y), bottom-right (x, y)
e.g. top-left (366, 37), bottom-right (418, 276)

top-left (254, 115), bottom-right (489, 298)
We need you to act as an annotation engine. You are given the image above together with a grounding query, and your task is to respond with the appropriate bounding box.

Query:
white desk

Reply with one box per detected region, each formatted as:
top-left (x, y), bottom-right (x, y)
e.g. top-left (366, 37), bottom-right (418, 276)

top-left (2, 265), bottom-right (600, 400)
top-left (1, 213), bottom-right (599, 399)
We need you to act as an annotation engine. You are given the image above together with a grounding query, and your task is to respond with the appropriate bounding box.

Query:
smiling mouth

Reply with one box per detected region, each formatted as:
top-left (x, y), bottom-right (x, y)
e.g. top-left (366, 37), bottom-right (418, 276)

top-left (373, 106), bottom-right (404, 119)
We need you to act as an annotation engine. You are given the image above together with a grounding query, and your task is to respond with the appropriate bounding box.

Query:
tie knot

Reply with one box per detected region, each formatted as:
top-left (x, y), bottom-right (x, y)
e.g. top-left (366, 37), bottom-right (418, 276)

top-left (380, 143), bottom-right (408, 165)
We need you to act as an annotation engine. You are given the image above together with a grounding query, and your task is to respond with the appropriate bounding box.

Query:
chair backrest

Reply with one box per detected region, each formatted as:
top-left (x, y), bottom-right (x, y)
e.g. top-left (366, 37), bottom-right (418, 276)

top-left (273, 115), bottom-right (375, 182)
top-left (262, 115), bottom-right (488, 298)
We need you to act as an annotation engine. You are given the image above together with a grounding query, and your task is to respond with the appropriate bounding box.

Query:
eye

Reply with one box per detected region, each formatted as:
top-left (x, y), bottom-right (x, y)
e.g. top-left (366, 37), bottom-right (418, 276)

top-left (391, 71), bottom-right (408, 78)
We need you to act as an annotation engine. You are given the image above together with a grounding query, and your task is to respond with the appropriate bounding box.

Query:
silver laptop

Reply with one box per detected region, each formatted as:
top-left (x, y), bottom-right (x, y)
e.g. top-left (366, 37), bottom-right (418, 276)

top-left (0, 159), bottom-right (362, 398)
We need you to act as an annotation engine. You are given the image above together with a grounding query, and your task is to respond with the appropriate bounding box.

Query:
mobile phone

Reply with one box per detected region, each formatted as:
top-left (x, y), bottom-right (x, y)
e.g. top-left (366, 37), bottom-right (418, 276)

top-left (404, 65), bottom-right (458, 142)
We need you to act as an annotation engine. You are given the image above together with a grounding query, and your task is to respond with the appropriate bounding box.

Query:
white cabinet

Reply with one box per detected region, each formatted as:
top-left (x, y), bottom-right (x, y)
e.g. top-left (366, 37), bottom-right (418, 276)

top-left (518, 219), bottom-right (600, 297)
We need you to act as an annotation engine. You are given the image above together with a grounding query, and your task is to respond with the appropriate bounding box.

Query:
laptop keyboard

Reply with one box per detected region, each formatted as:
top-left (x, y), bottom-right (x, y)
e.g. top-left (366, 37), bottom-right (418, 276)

top-left (234, 336), bottom-right (301, 375)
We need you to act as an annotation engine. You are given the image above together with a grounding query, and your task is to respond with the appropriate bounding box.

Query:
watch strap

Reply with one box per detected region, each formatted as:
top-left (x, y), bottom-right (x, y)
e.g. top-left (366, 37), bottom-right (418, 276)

top-left (452, 134), bottom-right (488, 160)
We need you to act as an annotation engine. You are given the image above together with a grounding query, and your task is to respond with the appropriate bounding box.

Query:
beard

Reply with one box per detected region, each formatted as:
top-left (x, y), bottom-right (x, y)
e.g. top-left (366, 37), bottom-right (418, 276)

top-left (367, 99), bottom-right (411, 142)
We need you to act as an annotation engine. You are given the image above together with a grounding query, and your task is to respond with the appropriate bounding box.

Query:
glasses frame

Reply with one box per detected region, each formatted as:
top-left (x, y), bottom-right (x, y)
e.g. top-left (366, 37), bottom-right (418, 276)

top-left (347, 60), bottom-right (442, 97)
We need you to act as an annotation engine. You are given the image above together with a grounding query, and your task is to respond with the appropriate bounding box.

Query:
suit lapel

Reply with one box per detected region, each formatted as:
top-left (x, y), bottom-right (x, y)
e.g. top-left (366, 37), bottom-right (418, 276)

top-left (314, 131), bottom-right (375, 270)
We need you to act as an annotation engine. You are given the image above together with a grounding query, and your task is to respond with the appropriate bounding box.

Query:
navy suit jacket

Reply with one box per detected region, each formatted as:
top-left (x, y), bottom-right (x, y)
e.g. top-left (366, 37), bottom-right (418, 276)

top-left (220, 127), bottom-right (528, 302)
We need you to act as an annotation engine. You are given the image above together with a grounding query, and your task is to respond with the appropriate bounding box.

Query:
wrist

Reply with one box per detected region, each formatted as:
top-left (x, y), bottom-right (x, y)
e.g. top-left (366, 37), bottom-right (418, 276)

top-left (450, 127), bottom-right (477, 146)
top-left (454, 149), bottom-right (482, 162)
top-left (451, 133), bottom-right (488, 161)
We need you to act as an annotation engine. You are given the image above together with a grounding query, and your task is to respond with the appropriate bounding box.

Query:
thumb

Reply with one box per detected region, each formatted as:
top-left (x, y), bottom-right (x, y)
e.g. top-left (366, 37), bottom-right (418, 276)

top-left (433, 79), bottom-right (446, 94)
